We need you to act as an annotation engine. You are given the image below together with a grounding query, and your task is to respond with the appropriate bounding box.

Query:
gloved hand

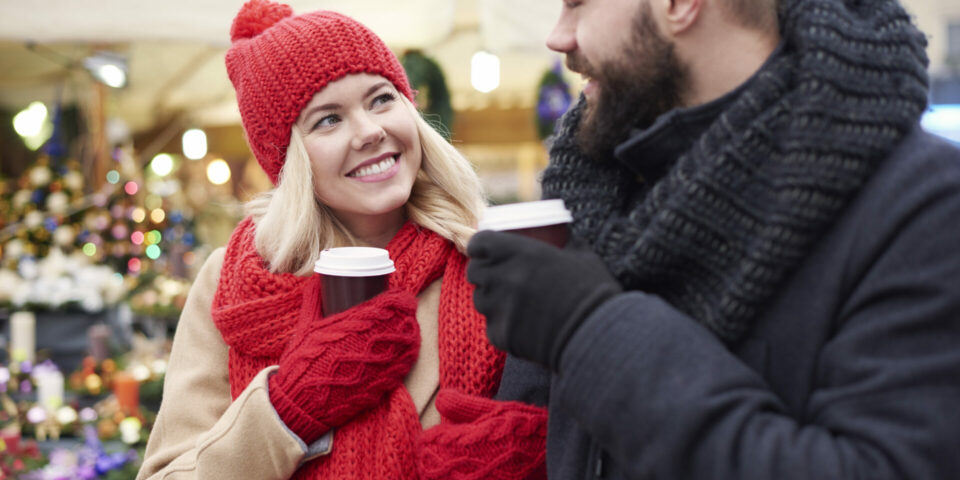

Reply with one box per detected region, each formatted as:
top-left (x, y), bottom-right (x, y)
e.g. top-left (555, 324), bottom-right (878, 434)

top-left (269, 275), bottom-right (420, 443)
top-left (466, 230), bottom-right (621, 371)
top-left (419, 389), bottom-right (547, 480)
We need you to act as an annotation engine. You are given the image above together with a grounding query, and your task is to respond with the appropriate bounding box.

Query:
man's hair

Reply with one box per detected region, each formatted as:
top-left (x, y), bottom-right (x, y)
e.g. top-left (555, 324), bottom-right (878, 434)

top-left (723, 0), bottom-right (780, 32)
top-left (244, 95), bottom-right (485, 275)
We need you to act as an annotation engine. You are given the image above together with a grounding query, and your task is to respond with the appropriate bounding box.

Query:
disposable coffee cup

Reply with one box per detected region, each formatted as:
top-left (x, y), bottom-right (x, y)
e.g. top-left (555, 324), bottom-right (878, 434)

top-left (477, 199), bottom-right (573, 248)
top-left (314, 247), bottom-right (395, 316)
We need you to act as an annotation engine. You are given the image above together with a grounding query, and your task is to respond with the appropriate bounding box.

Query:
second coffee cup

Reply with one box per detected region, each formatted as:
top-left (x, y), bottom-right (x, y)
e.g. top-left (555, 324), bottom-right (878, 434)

top-left (314, 247), bottom-right (395, 316)
top-left (477, 199), bottom-right (573, 248)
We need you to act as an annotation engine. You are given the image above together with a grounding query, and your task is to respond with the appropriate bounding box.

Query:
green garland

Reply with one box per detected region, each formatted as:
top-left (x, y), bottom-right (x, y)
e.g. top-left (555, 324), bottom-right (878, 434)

top-left (401, 50), bottom-right (454, 140)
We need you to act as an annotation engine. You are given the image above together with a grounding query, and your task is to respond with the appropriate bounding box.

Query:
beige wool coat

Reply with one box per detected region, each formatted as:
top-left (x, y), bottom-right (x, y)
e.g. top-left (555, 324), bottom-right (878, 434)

top-left (137, 248), bottom-right (443, 479)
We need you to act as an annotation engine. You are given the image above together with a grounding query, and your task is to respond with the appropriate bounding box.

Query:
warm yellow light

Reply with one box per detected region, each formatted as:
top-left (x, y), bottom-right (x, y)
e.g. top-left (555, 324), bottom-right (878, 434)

top-left (13, 102), bottom-right (47, 137)
top-left (206, 159), bottom-right (231, 185)
top-left (150, 208), bottom-right (166, 223)
top-left (471, 51), bottom-right (500, 93)
top-left (13, 102), bottom-right (52, 149)
top-left (131, 207), bottom-right (146, 223)
top-left (150, 153), bottom-right (174, 177)
top-left (98, 64), bottom-right (126, 88)
top-left (182, 129), bottom-right (208, 160)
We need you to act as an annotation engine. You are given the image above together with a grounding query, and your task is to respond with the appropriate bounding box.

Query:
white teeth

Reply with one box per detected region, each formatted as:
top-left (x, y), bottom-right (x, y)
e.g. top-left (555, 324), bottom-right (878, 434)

top-left (350, 156), bottom-right (397, 178)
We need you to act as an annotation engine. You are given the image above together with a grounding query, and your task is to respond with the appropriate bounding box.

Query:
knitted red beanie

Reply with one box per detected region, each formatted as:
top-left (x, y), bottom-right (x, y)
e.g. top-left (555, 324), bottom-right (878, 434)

top-left (226, 0), bottom-right (415, 184)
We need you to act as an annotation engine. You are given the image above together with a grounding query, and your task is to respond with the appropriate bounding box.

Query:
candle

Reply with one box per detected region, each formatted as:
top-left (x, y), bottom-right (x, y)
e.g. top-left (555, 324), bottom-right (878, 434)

top-left (10, 311), bottom-right (36, 364)
top-left (113, 371), bottom-right (140, 416)
top-left (87, 324), bottom-right (111, 362)
top-left (34, 366), bottom-right (64, 412)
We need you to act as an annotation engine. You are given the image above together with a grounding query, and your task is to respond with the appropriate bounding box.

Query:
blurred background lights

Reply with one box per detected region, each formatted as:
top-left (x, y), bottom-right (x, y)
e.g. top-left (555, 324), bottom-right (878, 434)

top-left (127, 258), bottom-right (141, 273)
top-left (13, 101), bottom-right (52, 150)
top-left (150, 153), bottom-right (174, 177)
top-left (82, 243), bottom-right (97, 256)
top-left (130, 231), bottom-right (144, 245)
top-left (97, 64), bottom-right (126, 88)
top-left (13, 102), bottom-right (47, 137)
top-left (206, 159), bottom-right (231, 185)
top-left (471, 51), bottom-right (500, 93)
top-left (145, 244), bottom-right (162, 260)
top-left (146, 230), bottom-right (162, 244)
top-left (145, 194), bottom-right (162, 210)
top-left (106, 170), bottom-right (121, 184)
top-left (150, 208), bottom-right (166, 223)
top-left (124, 181), bottom-right (138, 195)
top-left (182, 128), bottom-right (208, 160)
top-left (83, 52), bottom-right (128, 89)
top-left (131, 207), bottom-right (146, 223)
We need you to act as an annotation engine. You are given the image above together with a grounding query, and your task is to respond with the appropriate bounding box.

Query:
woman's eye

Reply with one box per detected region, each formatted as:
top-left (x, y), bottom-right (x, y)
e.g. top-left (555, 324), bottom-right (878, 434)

top-left (314, 114), bottom-right (340, 130)
top-left (372, 92), bottom-right (396, 108)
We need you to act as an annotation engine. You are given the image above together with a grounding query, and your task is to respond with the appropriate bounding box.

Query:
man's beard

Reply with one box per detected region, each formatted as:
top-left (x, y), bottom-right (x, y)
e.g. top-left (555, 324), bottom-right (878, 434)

top-left (570, 2), bottom-right (688, 161)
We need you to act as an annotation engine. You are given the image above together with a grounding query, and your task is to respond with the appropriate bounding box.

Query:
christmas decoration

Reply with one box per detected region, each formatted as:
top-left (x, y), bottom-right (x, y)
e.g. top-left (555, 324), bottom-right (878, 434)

top-left (401, 50), bottom-right (454, 139)
top-left (534, 59), bottom-right (573, 141)
top-left (0, 148), bottom-right (201, 315)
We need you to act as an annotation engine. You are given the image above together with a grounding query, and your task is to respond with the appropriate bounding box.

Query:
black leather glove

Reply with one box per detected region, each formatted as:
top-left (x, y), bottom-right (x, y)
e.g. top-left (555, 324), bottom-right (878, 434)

top-left (466, 230), bottom-right (622, 371)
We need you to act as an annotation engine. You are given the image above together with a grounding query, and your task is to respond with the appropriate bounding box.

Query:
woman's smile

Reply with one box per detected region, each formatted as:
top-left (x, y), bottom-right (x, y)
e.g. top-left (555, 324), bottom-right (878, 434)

top-left (347, 153), bottom-right (401, 182)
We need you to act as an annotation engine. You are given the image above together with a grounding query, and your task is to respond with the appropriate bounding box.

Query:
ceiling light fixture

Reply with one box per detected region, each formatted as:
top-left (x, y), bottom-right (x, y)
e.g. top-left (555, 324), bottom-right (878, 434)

top-left (83, 51), bottom-right (128, 88)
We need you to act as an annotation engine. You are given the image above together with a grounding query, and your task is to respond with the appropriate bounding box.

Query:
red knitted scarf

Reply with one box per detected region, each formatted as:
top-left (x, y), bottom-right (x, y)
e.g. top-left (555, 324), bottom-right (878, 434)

top-left (211, 218), bottom-right (504, 478)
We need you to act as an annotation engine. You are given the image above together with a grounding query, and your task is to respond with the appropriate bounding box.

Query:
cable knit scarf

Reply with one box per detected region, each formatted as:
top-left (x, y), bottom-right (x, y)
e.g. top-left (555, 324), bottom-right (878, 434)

top-left (541, 0), bottom-right (929, 342)
top-left (211, 218), bottom-right (505, 478)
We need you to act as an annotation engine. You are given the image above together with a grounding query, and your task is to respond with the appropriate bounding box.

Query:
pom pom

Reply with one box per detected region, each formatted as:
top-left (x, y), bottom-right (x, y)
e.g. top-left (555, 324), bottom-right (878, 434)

top-left (230, 0), bottom-right (293, 42)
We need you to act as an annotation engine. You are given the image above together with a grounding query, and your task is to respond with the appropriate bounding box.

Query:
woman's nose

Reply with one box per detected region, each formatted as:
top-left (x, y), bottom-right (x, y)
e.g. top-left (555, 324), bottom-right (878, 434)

top-left (351, 113), bottom-right (386, 150)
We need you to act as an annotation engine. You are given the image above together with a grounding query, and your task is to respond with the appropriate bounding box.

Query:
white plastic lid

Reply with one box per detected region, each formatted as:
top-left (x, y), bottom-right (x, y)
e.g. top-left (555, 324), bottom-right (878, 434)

top-left (477, 199), bottom-right (573, 231)
top-left (314, 247), bottom-right (396, 276)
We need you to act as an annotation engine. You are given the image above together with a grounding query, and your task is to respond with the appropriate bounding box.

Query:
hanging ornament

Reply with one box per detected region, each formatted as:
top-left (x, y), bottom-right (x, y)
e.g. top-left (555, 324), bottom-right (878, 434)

top-left (535, 59), bottom-right (573, 141)
top-left (28, 165), bottom-right (53, 187)
top-left (46, 191), bottom-right (69, 214)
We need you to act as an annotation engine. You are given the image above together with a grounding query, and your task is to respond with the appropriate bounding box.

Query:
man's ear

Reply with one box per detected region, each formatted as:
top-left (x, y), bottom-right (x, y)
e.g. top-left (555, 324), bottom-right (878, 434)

top-left (656, 0), bottom-right (703, 35)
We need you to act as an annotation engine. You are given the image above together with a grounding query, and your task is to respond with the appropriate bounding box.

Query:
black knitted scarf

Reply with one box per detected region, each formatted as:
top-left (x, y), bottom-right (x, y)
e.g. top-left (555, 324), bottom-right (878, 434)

top-left (541, 0), bottom-right (929, 343)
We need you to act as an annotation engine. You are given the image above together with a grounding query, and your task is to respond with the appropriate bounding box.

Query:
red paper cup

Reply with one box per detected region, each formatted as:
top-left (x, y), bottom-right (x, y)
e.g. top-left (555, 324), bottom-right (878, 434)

top-left (314, 247), bottom-right (395, 316)
top-left (478, 199), bottom-right (573, 248)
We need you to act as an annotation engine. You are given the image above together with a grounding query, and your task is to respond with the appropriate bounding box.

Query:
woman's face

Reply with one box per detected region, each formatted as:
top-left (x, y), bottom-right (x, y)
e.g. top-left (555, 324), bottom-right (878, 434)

top-left (296, 73), bottom-right (421, 232)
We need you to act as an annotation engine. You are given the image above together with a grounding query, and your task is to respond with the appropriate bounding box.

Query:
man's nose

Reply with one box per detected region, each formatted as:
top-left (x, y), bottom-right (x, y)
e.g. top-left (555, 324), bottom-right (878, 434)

top-left (546, 11), bottom-right (576, 53)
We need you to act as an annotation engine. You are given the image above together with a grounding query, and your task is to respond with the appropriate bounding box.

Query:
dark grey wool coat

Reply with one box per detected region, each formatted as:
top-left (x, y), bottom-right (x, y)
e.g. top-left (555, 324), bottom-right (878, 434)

top-left (499, 124), bottom-right (960, 479)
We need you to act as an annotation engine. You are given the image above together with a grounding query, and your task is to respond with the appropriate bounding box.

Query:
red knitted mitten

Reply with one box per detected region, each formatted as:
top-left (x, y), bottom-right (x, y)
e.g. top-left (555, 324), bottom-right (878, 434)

top-left (419, 389), bottom-right (548, 480)
top-left (269, 281), bottom-right (420, 443)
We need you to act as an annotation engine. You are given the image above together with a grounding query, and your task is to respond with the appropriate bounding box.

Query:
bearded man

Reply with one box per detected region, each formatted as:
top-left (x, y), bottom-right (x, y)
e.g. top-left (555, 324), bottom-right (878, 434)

top-left (467, 0), bottom-right (960, 478)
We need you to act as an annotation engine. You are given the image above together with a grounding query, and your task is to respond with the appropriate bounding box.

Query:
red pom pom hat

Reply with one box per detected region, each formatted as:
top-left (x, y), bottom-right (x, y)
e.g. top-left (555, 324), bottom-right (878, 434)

top-left (226, 0), bottom-right (415, 184)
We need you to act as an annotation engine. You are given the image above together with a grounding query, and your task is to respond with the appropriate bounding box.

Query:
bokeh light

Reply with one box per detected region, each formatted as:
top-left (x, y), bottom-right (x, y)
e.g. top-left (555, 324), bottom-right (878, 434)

top-left (150, 153), bottom-right (174, 177)
top-left (145, 244), bottom-right (162, 259)
top-left (206, 159), bottom-right (231, 185)
top-left (182, 129), bottom-right (208, 160)
top-left (145, 194), bottom-right (163, 210)
top-left (131, 231), bottom-right (145, 245)
top-left (82, 243), bottom-right (97, 256)
top-left (124, 181), bottom-right (138, 195)
top-left (131, 207), bottom-right (146, 223)
top-left (128, 258), bottom-right (141, 273)
top-left (150, 208), bottom-right (166, 223)
top-left (106, 170), bottom-right (121, 184)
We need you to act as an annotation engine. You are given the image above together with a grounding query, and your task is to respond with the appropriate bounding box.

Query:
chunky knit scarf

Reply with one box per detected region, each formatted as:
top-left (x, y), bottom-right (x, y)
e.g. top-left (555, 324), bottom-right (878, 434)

top-left (541, 0), bottom-right (929, 342)
top-left (211, 218), bottom-right (506, 478)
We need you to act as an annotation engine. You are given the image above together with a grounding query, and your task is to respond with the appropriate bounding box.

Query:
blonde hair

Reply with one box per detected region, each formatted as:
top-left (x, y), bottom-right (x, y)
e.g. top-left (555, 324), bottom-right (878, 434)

top-left (244, 96), bottom-right (485, 275)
